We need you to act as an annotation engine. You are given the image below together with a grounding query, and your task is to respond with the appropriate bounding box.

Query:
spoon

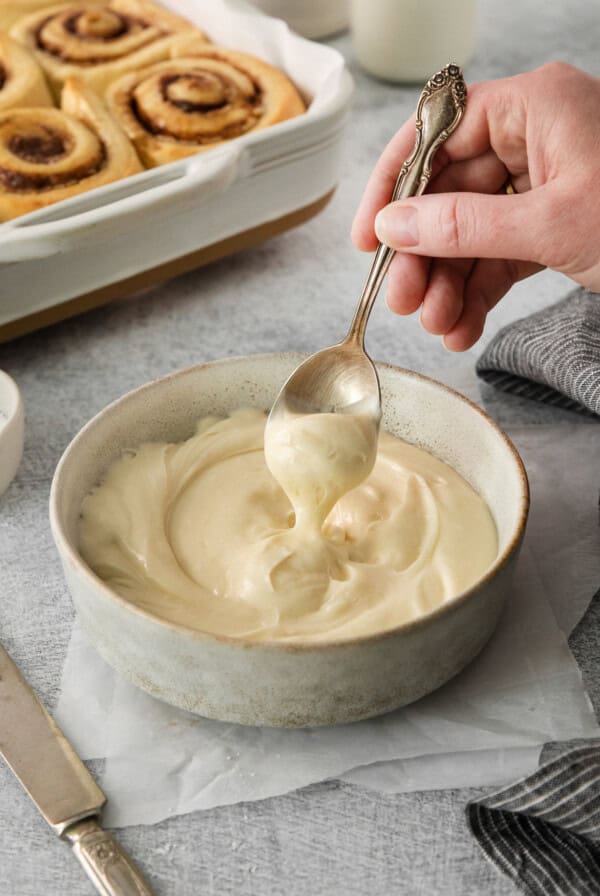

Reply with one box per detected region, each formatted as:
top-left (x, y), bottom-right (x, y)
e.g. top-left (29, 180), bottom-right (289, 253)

top-left (267, 64), bottom-right (467, 437)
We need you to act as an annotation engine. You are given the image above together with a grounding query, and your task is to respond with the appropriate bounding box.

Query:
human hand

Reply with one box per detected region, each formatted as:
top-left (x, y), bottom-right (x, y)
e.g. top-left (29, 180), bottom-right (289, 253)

top-left (352, 62), bottom-right (600, 350)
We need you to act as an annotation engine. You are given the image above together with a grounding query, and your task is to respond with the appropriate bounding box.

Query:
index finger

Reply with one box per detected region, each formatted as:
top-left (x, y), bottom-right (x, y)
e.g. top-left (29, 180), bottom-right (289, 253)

top-left (351, 114), bottom-right (418, 252)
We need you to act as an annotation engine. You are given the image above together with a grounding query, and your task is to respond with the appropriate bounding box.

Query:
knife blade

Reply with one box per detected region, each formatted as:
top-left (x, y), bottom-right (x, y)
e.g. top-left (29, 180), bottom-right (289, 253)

top-left (0, 642), bottom-right (155, 896)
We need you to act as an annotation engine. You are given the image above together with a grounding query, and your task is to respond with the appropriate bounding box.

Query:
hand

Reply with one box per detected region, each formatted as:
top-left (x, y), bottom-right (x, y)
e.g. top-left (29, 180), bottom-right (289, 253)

top-left (352, 62), bottom-right (600, 350)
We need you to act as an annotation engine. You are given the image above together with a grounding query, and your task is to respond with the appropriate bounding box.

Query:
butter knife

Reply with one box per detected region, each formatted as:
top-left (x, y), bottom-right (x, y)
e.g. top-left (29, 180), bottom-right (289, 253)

top-left (0, 641), bottom-right (155, 896)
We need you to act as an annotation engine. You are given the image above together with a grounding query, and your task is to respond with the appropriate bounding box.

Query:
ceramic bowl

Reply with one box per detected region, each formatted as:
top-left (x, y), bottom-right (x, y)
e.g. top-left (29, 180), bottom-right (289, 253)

top-left (0, 370), bottom-right (24, 498)
top-left (50, 354), bottom-right (529, 727)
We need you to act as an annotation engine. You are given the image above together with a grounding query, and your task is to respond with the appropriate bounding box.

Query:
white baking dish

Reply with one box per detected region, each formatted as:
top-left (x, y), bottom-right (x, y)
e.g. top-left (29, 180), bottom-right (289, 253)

top-left (0, 0), bottom-right (352, 337)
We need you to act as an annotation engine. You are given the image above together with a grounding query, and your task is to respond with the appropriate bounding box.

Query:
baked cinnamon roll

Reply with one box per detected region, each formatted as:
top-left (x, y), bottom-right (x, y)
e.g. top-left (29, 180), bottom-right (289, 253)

top-left (0, 32), bottom-right (53, 110)
top-left (106, 43), bottom-right (306, 167)
top-left (9, 0), bottom-right (204, 96)
top-left (0, 76), bottom-right (142, 220)
top-left (0, 0), bottom-right (100, 31)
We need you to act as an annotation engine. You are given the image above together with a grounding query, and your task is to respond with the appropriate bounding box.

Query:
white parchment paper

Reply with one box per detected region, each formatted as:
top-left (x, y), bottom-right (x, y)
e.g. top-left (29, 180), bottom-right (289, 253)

top-left (55, 408), bottom-right (600, 827)
top-left (342, 747), bottom-right (544, 794)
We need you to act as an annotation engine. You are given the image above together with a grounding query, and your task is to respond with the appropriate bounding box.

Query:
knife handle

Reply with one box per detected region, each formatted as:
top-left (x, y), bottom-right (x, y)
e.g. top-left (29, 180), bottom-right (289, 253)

top-left (64, 818), bottom-right (156, 896)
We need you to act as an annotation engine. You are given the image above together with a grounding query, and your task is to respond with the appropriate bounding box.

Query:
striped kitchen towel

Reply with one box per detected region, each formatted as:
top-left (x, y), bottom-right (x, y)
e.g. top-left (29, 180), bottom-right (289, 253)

top-left (476, 287), bottom-right (600, 417)
top-left (467, 744), bottom-right (600, 895)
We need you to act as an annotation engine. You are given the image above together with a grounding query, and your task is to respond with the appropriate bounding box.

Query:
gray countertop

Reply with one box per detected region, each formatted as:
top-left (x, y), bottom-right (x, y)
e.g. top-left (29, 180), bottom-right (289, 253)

top-left (1, 1), bottom-right (599, 893)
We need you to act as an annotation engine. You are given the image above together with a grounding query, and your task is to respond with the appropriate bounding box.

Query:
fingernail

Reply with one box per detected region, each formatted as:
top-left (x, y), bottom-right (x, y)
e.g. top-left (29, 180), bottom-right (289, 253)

top-left (442, 335), bottom-right (459, 353)
top-left (375, 204), bottom-right (419, 247)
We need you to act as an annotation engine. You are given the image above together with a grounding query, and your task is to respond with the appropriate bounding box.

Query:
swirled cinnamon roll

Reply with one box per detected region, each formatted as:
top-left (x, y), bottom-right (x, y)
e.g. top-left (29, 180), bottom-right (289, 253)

top-left (9, 0), bottom-right (205, 96)
top-left (0, 76), bottom-right (142, 220)
top-left (0, 32), bottom-right (53, 110)
top-left (0, 0), bottom-right (100, 31)
top-left (106, 44), bottom-right (306, 167)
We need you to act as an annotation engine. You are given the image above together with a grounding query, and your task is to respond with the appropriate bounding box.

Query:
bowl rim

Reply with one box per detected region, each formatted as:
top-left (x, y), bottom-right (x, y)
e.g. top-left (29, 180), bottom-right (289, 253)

top-left (0, 368), bottom-right (22, 421)
top-left (49, 352), bottom-right (530, 653)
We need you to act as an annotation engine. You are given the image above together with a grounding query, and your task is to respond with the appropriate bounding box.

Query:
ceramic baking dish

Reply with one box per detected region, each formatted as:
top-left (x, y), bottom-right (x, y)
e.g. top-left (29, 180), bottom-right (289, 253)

top-left (0, 0), bottom-right (353, 341)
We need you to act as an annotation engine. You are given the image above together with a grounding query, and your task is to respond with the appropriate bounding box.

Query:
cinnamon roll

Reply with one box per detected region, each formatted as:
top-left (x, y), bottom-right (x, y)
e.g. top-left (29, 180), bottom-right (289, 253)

top-left (0, 76), bottom-right (142, 220)
top-left (106, 44), bottom-right (306, 167)
top-left (9, 0), bottom-right (205, 96)
top-left (0, 0), bottom-right (101, 31)
top-left (0, 32), bottom-right (53, 110)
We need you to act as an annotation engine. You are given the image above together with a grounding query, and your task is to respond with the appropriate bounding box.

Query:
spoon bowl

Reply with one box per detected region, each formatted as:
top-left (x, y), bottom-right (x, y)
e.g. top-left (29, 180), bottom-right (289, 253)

top-left (270, 338), bottom-right (381, 420)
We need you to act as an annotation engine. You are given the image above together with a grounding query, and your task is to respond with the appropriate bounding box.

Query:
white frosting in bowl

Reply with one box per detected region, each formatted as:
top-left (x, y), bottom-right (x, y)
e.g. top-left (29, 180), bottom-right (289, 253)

top-left (79, 407), bottom-right (498, 643)
top-left (264, 411), bottom-right (379, 530)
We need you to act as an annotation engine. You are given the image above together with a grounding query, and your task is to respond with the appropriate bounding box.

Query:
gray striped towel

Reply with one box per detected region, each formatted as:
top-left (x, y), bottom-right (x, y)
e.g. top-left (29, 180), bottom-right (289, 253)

top-left (476, 287), bottom-right (600, 417)
top-left (468, 744), bottom-right (600, 895)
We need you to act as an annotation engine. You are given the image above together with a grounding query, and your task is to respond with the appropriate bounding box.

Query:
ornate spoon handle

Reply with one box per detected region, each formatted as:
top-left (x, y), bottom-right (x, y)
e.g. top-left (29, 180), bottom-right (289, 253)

top-left (347, 64), bottom-right (467, 344)
top-left (65, 818), bottom-right (156, 896)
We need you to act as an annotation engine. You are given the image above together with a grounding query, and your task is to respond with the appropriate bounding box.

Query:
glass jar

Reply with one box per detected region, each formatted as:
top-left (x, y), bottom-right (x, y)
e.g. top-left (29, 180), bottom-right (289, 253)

top-left (350, 0), bottom-right (476, 82)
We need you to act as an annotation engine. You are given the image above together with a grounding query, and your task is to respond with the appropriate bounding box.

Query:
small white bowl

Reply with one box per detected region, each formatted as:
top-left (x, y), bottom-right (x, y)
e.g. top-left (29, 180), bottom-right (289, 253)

top-left (252, 0), bottom-right (350, 38)
top-left (50, 354), bottom-right (529, 727)
top-left (0, 370), bottom-right (24, 497)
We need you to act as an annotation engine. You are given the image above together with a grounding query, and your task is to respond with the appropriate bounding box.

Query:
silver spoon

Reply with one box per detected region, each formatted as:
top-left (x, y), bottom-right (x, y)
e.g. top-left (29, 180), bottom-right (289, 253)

top-left (267, 64), bottom-right (467, 436)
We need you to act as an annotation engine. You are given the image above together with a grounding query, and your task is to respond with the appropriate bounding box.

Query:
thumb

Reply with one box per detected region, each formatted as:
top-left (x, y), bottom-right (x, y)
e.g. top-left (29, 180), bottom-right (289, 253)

top-left (374, 188), bottom-right (560, 265)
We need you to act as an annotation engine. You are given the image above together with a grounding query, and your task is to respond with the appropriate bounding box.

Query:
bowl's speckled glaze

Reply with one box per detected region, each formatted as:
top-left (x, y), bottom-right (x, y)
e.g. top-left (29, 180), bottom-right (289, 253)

top-left (50, 354), bottom-right (529, 727)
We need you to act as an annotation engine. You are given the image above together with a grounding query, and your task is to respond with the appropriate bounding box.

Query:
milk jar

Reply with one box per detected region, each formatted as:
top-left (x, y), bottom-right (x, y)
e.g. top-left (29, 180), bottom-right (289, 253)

top-left (350, 0), bottom-right (476, 82)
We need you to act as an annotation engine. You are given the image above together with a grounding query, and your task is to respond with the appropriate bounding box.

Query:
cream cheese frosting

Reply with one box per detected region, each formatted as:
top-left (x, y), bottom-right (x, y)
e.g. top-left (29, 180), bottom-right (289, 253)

top-left (264, 411), bottom-right (379, 531)
top-left (79, 408), bottom-right (498, 643)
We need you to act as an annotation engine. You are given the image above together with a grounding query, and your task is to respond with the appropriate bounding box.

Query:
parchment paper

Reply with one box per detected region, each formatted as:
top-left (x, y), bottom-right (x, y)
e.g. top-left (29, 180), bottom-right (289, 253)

top-left (55, 418), bottom-right (600, 827)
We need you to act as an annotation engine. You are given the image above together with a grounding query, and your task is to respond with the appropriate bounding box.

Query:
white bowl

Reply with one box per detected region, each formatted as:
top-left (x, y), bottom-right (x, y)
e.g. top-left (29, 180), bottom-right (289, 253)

top-left (0, 370), bottom-right (24, 497)
top-left (50, 354), bottom-right (529, 727)
top-left (252, 0), bottom-right (349, 38)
